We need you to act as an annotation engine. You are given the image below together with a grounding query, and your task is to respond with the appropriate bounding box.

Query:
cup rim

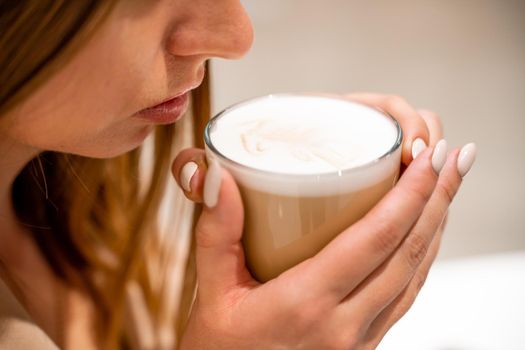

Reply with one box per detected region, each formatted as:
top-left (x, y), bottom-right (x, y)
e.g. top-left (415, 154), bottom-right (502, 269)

top-left (204, 93), bottom-right (403, 178)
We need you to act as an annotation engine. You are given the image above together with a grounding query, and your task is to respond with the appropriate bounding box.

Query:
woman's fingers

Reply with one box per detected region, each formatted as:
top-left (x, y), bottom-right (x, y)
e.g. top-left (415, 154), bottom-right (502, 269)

top-left (418, 109), bottom-right (444, 146)
top-left (301, 147), bottom-right (439, 300)
top-left (361, 227), bottom-right (443, 349)
top-left (345, 93), bottom-right (430, 164)
top-left (193, 164), bottom-right (258, 303)
top-left (338, 149), bottom-right (462, 325)
top-left (171, 148), bottom-right (207, 203)
top-left (172, 151), bottom-right (257, 303)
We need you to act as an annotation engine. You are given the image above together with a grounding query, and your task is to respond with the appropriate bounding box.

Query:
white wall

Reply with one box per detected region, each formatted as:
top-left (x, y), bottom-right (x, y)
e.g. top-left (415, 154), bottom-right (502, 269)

top-left (211, 0), bottom-right (525, 260)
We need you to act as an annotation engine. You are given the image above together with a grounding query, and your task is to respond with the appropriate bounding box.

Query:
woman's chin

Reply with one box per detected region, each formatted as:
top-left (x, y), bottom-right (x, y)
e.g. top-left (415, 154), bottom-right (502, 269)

top-left (75, 125), bottom-right (155, 159)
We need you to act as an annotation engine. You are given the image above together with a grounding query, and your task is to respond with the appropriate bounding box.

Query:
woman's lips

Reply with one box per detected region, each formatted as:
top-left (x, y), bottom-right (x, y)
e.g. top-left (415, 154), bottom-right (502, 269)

top-left (136, 92), bottom-right (190, 124)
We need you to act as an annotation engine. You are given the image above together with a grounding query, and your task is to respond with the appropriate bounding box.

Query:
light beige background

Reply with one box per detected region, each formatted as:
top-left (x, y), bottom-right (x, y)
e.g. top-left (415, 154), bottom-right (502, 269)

top-left (211, 0), bottom-right (525, 260)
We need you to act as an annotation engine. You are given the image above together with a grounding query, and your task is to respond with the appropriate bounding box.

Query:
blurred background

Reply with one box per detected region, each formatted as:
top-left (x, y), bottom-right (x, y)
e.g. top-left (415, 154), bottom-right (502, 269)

top-left (210, 1), bottom-right (525, 349)
top-left (212, 0), bottom-right (525, 259)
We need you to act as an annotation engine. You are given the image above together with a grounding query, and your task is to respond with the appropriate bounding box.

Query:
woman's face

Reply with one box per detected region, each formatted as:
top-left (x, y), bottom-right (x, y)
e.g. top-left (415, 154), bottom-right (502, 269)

top-left (4, 0), bottom-right (253, 158)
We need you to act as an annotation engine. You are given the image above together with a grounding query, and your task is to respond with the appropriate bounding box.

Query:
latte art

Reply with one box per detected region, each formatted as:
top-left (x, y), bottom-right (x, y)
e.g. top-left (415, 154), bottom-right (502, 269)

top-left (239, 119), bottom-right (361, 170)
top-left (209, 95), bottom-right (398, 175)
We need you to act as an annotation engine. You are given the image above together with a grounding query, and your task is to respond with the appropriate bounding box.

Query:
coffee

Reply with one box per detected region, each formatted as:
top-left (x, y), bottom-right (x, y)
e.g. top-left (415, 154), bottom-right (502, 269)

top-left (205, 95), bottom-right (402, 282)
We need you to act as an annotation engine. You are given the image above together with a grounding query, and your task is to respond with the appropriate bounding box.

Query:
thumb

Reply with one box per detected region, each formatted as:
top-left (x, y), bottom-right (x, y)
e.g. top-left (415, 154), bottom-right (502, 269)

top-left (195, 160), bottom-right (257, 302)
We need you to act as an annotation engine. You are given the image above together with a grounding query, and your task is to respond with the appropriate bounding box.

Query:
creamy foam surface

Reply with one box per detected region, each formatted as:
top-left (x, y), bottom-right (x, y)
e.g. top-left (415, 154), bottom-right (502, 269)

top-left (208, 95), bottom-right (399, 175)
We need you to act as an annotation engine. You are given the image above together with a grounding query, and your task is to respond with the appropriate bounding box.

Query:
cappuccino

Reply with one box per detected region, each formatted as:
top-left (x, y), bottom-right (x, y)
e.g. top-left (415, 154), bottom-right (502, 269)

top-left (205, 95), bottom-right (402, 282)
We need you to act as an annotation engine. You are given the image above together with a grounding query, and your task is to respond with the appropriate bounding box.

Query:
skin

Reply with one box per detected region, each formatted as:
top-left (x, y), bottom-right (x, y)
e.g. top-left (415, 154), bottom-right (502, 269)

top-left (0, 0), bottom-right (252, 346)
top-left (172, 102), bottom-right (460, 350)
top-left (0, 0), bottom-right (463, 348)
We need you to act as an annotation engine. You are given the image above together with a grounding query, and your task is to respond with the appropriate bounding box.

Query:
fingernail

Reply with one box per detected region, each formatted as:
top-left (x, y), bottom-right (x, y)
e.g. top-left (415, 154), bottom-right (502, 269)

top-left (457, 143), bottom-right (477, 177)
top-left (431, 139), bottom-right (448, 174)
top-left (180, 162), bottom-right (198, 192)
top-left (204, 160), bottom-right (222, 208)
top-left (412, 138), bottom-right (427, 159)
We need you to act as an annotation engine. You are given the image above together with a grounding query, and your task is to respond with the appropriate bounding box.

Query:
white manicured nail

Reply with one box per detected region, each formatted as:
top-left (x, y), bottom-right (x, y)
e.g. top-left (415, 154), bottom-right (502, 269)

top-left (180, 162), bottom-right (198, 192)
top-left (431, 139), bottom-right (448, 174)
top-left (412, 138), bottom-right (427, 159)
top-left (204, 160), bottom-right (222, 208)
top-left (457, 143), bottom-right (477, 177)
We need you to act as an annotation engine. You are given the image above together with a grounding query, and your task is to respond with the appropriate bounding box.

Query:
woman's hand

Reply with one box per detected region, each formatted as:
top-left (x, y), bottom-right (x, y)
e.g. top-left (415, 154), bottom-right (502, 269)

top-left (171, 94), bottom-right (476, 349)
top-left (345, 93), bottom-right (437, 161)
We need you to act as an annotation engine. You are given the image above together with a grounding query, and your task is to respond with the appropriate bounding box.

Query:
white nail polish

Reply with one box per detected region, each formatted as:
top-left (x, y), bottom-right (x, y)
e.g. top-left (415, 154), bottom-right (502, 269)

top-left (204, 160), bottom-right (222, 208)
top-left (180, 162), bottom-right (198, 192)
top-left (431, 139), bottom-right (448, 174)
top-left (412, 138), bottom-right (427, 159)
top-left (457, 143), bottom-right (477, 177)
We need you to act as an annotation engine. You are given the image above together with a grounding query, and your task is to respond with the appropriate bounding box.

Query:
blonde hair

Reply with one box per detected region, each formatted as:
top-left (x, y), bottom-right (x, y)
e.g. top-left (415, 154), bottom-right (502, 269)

top-left (1, 1), bottom-right (206, 348)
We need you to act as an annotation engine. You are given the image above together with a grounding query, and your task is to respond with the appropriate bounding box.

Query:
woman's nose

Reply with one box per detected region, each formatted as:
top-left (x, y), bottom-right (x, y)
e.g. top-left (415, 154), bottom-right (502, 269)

top-left (166, 0), bottom-right (254, 60)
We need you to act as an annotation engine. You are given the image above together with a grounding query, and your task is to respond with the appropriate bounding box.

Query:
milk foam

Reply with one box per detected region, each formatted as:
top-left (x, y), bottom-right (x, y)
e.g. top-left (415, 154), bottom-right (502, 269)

top-left (205, 95), bottom-right (402, 196)
top-left (209, 95), bottom-right (398, 175)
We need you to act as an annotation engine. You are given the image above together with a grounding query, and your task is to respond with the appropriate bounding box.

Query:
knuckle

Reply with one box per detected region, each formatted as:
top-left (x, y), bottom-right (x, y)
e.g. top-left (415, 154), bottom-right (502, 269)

top-left (326, 331), bottom-right (358, 350)
top-left (404, 167), bottom-right (436, 203)
top-left (373, 218), bottom-right (403, 255)
top-left (390, 298), bottom-right (414, 328)
top-left (415, 269), bottom-right (430, 292)
top-left (419, 109), bottom-right (441, 121)
top-left (406, 181), bottom-right (434, 208)
top-left (389, 283), bottom-right (425, 326)
top-left (413, 184), bottom-right (433, 205)
top-left (428, 210), bottom-right (446, 232)
top-left (195, 219), bottom-right (219, 248)
top-left (396, 275), bottom-right (428, 318)
top-left (385, 95), bottom-right (408, 109)
top-left (404, 233), bottom-right (429, 269)
top-left (288, 298), bottom-right (325, 330)
top-left (435, 179), bottom-right (459, 204)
